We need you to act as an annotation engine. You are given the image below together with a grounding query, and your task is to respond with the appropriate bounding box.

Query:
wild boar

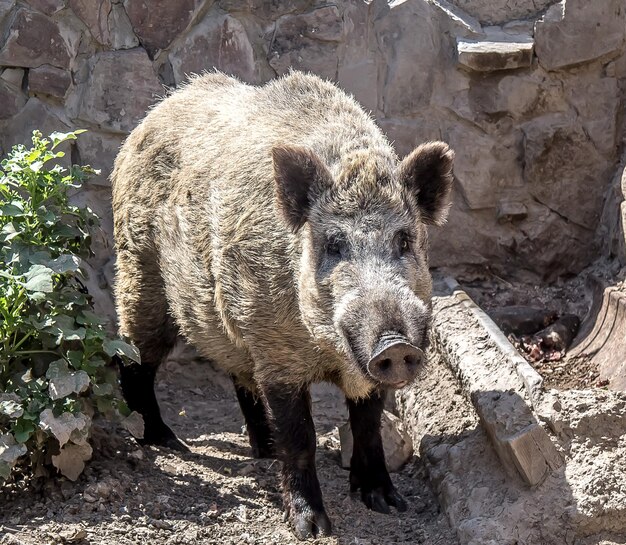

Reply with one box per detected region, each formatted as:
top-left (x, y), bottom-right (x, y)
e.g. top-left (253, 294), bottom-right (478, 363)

top-left (111, 70), bottom-right (454, 539)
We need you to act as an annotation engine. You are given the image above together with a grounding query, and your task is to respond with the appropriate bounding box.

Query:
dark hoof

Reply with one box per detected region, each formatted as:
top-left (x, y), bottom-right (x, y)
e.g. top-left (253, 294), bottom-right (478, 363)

top-left (251, 443), bottom-right (276, 459)
top-left (359, 486), bottom-right (407, 514)
top-left (139, 426), bottom-right (190, 453)
top-left (292, 509), bottom-right (332, 540)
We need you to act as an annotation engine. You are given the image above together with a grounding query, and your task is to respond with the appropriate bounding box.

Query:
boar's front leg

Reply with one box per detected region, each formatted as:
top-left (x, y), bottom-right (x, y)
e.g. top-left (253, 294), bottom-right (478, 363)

top-left (347, 390), bottom-right (407, 513)
top-left (232, 379), bottom-right (275, 459)
top-left (261, 384), bottom-right (332, 539)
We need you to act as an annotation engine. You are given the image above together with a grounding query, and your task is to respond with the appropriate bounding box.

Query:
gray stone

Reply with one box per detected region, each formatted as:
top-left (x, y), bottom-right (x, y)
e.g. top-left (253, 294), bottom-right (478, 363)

top-left (449, 0), bottom-right (554, 25)
top-left (338, 410), bottom-right (413, 472)
top-left (25, 0), bottom-right (64, 15)
top-left (269, 6), bottom-right (344, 80)
top-left (124, 0), bottom-right (197, 54)
top-left (535, 0), bottom-right (626, 71)
top-left (69, 0), bottom-right (138, 49)
top-left (496, 201), bottom-right (528, 223)
top-left (512, 200), bottom-right (597, 277)
top-left (0, 67), bottom-right (24, 88)
top-left (0, 97), bottom-right (69, 152)
top-left (0, 0), bottom-right (15, 26)
top-left (447, 125), bottom-right (524, 210)
top-left (0, 8), bottom-right (70, 69)
top-left (29, 65), bottom-right (71, 98)
top-left (430, 0), bottom-right (482, 36)
top-left (217, 0), bottom-right (312, 20)
top-left (108, 2), bottom-right (139, 50)
top-left (170, 13), bottom-right (255, 85)
top-left (77, 48), bottom-right (162, 133)
top-left (565, 76), bottom-right (619, 157)
top-left (374, 0), bottom-right (440, 117)
top-left (75, 130), bottom-right (123, 186)
top-left (523, 115), bottom-right (610, 230)
top-left (0, 78), bottom-right (26, 119)
top-left (337, 3), bottom-right (377, 112)
top-left (457, 38), bottom-right (533, 72)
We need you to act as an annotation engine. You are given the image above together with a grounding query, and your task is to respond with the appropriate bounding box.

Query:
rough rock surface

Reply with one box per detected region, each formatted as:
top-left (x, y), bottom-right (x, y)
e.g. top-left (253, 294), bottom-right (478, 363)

top-left (0, 8), bottom-right (70, 68)
top-left (124, 0), bottom-right (198, 55)
top-left (0, 0), bottom-right (625, 309)
top-left (76, 48), bottom-right (162, 133)
top-left (28, 65), bottom-right (71, 98)
top-left (169, 12), bottom-right (256, 84)
top-left (535, 0), bottom-right (626, 71)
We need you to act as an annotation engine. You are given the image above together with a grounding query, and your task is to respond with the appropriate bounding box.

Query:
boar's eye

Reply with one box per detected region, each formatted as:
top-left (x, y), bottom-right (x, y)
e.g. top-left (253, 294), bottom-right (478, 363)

top-left (397, 231), bottom-right (412, 255)
top-left (325, 237), bottom-right (346, 259)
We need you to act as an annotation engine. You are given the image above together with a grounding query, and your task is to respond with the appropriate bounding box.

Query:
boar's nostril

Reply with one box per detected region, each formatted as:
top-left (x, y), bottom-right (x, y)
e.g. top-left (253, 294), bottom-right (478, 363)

top-left (367, 334), bottom-right (423, 387)
top-left (404, 354), bottom-right (419, 367)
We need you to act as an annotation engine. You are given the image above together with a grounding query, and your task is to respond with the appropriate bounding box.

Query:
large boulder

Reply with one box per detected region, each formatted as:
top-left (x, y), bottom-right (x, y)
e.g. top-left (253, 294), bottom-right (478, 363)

top-left (268, 6), bottom-right (344, 80)
top-left (170, 12), bottom-right (256, 84)
top-left (0, 78), bottom-right (27, 120)
top-left (68, 0), bottom-right (138, 49)
top-left (124, 0), bottom-right (198, 55)
top-left (0, 8), bottom-right (70, 68)
top-left (523, 114), bottom-right (611, 230)
top-left (373, 0), bottom-right (440, 117)
top-left (535, 0), bottom-right (626, 71)
top-left (29, 65), bottom-right (71, 99)
top-left (76, 48), bottom-right (162, 133)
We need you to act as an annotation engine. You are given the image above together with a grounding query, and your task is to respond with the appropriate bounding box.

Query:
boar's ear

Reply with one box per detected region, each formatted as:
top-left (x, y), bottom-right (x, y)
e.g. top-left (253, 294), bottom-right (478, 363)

top-left (272, 145), bottom-right (333, 232)
top-left (397, 141), bottom-right (454, 226)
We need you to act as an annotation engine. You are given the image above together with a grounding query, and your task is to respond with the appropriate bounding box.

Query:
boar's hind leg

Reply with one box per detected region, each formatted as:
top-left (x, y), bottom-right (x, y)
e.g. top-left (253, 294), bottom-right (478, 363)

top-left (116, 252), bottom-right (187, 451)
top-left (261, 384), bottom-right (332, 540)
top-left (347, 391), bottom-right (407, 513)
top-left (233, 379), bottom-right (275, 458)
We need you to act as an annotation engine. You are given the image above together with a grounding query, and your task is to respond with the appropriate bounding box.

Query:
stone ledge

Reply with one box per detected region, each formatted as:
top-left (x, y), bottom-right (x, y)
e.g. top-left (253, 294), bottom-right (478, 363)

top-left (457, 37), bottom-right (533, 71)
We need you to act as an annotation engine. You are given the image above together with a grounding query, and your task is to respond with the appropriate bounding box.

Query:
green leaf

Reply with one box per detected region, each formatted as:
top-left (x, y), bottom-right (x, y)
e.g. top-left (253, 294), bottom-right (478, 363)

top-left (0, 201), bottom-right (25, 217)
top-left (76, 310), bottom-right (107, 326)
top-left (1, 222), bottom-right (22, 242)
top-left (12, 420), bottom-right (35, 443)
top-left (46, 315), bottom-right (86, 343)
top-left (49, 130), bottom-right (87, 150)
top-left (23, 264), bottom-right (54, 293)
top-left (102, 339), bottom-right (141, 363)
top-left (46, 360), bottom-right (90, 401)
top-left (47, 254), bottom-right (81, 273)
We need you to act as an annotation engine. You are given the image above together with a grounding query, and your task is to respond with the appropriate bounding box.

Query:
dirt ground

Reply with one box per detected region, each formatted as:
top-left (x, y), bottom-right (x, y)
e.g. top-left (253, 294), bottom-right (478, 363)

top-left (456, 261), bottom-right (624, 390)
top-left (0, 352), bottom-right (458, 545)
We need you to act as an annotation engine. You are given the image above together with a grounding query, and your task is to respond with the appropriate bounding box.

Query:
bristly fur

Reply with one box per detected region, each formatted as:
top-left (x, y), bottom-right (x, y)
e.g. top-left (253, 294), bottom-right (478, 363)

top-left (111, 70), bottom-right (455, 538)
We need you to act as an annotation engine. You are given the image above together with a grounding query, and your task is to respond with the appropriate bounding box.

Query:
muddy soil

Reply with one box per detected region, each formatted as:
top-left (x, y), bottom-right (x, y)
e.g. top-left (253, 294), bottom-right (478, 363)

top-left (454, 261), bottom-right (623, 390)
top-left (0, 352), bottom-right (457, 545)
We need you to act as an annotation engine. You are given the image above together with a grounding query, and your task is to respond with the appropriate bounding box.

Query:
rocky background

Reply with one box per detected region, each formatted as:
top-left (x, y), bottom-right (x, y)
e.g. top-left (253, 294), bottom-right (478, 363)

top-left (1, 0), bottom-right (625, 319)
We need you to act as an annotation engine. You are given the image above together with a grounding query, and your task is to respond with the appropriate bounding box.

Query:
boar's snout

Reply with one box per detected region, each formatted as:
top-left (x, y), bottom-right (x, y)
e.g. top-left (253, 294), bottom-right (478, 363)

top-left (367, 332), bottom-right (423, 388)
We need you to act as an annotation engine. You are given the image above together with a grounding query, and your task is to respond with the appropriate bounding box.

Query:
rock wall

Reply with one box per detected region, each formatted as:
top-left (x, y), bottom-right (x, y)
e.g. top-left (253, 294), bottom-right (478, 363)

top-left (1, 0), bottom-right (625, 317)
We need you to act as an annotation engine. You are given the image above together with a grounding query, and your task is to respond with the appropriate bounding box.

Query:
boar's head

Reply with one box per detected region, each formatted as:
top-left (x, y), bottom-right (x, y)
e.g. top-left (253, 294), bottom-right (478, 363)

top-left (273, 142), bottom-right (454, 390)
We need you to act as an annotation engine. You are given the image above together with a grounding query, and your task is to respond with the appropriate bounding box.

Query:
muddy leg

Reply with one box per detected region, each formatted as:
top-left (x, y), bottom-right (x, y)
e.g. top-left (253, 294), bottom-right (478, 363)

top-left (347, 390), bottom-right (407, 513)
top-left (233, 379), bottom-right (275, 458)
top-left (261, 384), bottom-right (331, 540)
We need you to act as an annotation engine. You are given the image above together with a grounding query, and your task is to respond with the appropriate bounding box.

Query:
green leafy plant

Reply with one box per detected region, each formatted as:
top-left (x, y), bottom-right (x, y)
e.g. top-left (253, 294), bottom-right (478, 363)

top-left (0, 130), bottom-right (139, 482)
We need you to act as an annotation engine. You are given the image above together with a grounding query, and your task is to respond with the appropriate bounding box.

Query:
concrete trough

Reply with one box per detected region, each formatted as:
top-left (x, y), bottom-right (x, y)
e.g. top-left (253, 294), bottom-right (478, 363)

top-left (396, 275), bottom-right (626, 544)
